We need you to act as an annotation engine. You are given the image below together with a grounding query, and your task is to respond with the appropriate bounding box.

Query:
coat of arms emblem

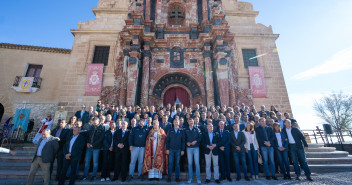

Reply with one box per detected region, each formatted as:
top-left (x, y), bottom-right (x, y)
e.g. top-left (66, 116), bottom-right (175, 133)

top-left (89, 71), bottom-right (100, 85)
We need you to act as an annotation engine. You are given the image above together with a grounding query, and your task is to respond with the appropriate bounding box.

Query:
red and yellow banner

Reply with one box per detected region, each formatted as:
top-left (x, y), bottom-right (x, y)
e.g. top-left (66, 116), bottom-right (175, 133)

top-left (85, 64), bottom-right (104, 96)
top-left (248, 66), bottom-right (266, 98)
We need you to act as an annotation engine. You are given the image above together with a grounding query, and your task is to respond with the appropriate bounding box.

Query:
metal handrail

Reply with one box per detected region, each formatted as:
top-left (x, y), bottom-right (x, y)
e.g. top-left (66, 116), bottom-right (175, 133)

top-left (301, 129), bottom-right (352, 145)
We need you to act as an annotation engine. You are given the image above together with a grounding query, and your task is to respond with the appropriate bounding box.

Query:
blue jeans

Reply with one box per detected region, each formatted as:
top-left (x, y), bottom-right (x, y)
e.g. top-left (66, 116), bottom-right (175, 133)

top-left (168, 149), bottom-right (181, 179)
top-left (247, 144), bottom-right (259, 175)
top-left (276, 149), bottom-right (290, 175)
top-left (260, 146), bottom-right (275, 176)
top-left (289, 144), bottom-right (311, 176)
top-left (129, 147), bottom-right (145, 176)
top-left (83, 148), bottom-right (100, 177)
top-left (187, 147), bottom-right (200, 180)
top-left (233, 151), bottom-right (248, 178)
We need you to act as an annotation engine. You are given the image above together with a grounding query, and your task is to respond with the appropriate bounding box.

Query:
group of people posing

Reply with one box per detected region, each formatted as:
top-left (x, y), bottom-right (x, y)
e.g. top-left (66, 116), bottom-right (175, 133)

top-left (27, 102), bottom-right (313, 185)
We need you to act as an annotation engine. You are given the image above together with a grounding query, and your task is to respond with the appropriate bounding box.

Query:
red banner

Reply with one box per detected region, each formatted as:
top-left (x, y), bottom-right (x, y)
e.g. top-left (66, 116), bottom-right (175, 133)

top-left (248, 66), bottom-right (266, 98)
top-left (85, 64), bottom-right (104, 96)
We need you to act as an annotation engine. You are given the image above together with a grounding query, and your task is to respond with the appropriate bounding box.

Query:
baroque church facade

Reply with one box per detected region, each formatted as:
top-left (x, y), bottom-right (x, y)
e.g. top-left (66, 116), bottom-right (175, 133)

top-left (0, 0), bottom-right (291, 133)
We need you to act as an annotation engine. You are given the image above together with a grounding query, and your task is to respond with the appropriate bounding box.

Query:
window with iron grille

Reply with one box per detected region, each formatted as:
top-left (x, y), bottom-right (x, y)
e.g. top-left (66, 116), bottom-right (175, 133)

top-left (242, 49), bottom-right (258, 68)
top-left (92, 46), bottom-right (110, 66)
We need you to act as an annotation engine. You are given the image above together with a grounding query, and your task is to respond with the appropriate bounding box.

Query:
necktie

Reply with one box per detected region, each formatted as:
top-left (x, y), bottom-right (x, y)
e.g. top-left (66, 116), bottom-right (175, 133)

top-left (221, 130), bottom-right (223, 137)
top-left (122, 130), bottom-right (125, 138)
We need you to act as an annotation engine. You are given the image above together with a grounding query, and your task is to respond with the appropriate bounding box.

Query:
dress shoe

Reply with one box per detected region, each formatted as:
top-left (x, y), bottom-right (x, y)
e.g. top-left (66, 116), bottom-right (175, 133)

top-left (296, 176), bottom-right (301, 180)
top-left (176, 178), bottom-right (180, 182)
top-left (167, 178), bottom-right (171, 183)
top-left (306, 176), bottom-right (313, 181)
top-left (205, 179), bottom-right (211, 183)
top-left (126, 175), bottom-right (133, 182)
top-left (236, 177), bottom-right (241, 181)
top-left (111, 178), bottom-right (118, 182)
top-left (272, 176), bottom-right (278, 180)
top-left (266, 176), bottom-right (271, 180)
top-left (287, 175), bottom-right (292, 180)
top-left (215, 179), bottom-right (220, 184)
top-left (90, 177), bottom-right (96, 182)
top-left (245, 176), bottom-right (250, 181)
top-left (227, 177), bottom-right (232, 182)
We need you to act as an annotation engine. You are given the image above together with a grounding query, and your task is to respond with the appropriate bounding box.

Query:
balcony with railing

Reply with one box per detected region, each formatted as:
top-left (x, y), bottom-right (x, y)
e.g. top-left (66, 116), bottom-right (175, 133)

top-left (12, 76), bottom-right (42, 92)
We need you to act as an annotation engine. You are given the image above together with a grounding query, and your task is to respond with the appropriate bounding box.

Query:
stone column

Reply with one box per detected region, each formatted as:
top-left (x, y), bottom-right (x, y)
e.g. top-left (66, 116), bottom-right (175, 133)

top-left (203, 47), bottom-right (215, 107)
top-left (126, 51), bottom-right (140, 106)
top-left (140, 50), bottom-right (151, 106)
top-left (215, 51), bottom-right (230, 106)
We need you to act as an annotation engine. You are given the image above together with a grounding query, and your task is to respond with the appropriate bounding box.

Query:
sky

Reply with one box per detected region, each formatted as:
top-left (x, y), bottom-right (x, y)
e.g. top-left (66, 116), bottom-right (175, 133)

top-left (1, 0), bottom-right (352, 129)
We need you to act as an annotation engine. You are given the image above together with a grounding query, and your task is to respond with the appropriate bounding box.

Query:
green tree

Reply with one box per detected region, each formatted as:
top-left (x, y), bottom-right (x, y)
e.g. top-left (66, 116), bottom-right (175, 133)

top-left (313, 91), bottom-right (352, 142)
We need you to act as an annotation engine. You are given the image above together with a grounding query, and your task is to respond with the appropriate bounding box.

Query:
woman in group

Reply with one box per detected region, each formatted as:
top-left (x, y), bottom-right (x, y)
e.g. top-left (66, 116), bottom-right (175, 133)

top-left (273, 122), bottom-right (291, 180)
top-left (67, 116), bottom-right (77, 129)
top-left (243, 122), bottom-right (259, 179)
top-left (143, 120), bottom-right (168, 181)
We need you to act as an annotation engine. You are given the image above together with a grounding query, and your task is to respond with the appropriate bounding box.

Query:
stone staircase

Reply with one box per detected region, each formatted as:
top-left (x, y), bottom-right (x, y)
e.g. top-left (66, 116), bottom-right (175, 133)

top-left (0, 143), bottom-right (351, 184)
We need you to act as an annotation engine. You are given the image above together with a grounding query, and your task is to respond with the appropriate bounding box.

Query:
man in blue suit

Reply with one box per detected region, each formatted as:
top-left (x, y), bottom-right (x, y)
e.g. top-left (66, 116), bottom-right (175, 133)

top-left (218, 121), bottom-right (231, 182)
top-left (75, 105), bottom-right (90, 125)
top-left (202, 123), bottom-right (220, 184)
top-left (283, 119), bottom-right (313, 181)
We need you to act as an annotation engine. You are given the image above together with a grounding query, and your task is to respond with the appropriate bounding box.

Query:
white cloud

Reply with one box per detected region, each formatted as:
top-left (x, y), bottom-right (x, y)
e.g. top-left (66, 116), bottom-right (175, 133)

top-left (291, 46), bottom-right (352, 80)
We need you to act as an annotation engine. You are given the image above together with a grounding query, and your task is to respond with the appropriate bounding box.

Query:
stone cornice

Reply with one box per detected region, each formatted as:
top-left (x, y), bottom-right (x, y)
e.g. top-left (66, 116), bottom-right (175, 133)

top-left (0, 43), bottom-right (71, 54)
top-left (235, 33), bottom-right (279, 39)
top-left (92, 8), bottom-right (128, 15)
top-left (71, 29), bottom-right (121, 36)
top-left (225, 11), bottom-right (259, 18)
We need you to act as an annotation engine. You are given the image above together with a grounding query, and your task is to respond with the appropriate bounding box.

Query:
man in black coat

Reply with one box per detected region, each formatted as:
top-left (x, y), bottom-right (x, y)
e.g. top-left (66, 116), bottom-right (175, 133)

top-left (283, 119), bottom-right (313, 181)
top-left (112, 121), bottom-right (130, 182)
top-left (27, 129), bottom-right (59, 185)
top-left (75, 105), bottom-right (90, 125)
top-left (58, 127), bottom-right (86, 185)
top-left (230, 124), bottom-right (249, 181)
top-left (218, 121), bottom-right (231, 182)
top-left (159, 115), bottom-right (173, 134)
top-left (51, 120), bottom-right (71, 181)
top-left (255, 118), bottom-right (277, 180)
top-left (82, 117), bottom-right (105, 181)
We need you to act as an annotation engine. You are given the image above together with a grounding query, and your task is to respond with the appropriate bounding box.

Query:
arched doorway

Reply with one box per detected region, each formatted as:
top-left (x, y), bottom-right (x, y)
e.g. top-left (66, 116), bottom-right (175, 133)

top-left (163, 87), bottom-right (190, 107)
top-left (0, 103), bottom-right (4, 123)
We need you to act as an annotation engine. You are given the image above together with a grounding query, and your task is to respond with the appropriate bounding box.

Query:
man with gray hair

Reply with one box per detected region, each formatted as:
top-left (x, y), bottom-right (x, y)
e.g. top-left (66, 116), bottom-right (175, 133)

top-left (27, 129), bottom-right (59, 185)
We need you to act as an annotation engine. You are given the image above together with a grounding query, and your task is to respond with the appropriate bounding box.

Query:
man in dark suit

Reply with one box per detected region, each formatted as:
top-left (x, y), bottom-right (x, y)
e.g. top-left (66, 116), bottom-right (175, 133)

top-left (166, 118), bottom-right (185, 182)
top-left (230, 124), bottom-right (249, 181)
top-left (218, 121), bottom-right (231, 182)
top-left (283, 119), bottom-right (313, 181)
top-left (51, 120), bottom-right (71, 181)
top-left (75, 104), bottom-right (90, 125)
top-left (27, 129), bottom-right (59, 185)
top-left (58, 127), bottom-right (86, 185)
top-left (202, 123), bottom-right (220, 184)
top-left (112, 121), bottom-right (130, 182)
top-left (159, 115), bottom-right (172, 134)
top-left (255, 118), bottom-right (277, 180)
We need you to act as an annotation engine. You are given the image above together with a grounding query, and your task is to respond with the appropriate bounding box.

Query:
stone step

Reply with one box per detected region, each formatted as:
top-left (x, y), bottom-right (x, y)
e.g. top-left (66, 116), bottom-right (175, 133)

top-left (307, 157), bottom-right (352, 164)
top-left (307, 147), bottom-right (336, 152)
top-left (0, 155), bottom-right (33, 163)
top-left (307, 144), bottom-right (325, 148)
top-left (306, 151), bottom-right (349, 158)
top-left (307, 164), bottom-right (352, 173)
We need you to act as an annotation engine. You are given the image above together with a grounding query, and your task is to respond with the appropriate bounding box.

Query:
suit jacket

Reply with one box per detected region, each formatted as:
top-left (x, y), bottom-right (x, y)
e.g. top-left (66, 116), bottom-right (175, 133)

top-left (159, 122), bottom-right (172, 134)
top-left (283, 127), bottom-right (308, 149)
top-left (230, 131), bottom-right (246, 152)
top-left (33, 136), bottom-right (59, 163)
top-left (202, 131), bottom-right (221, 155)
top-left (87, 124), bottom-right (105, 149)
top-left (103, 130), bottom-right (115, 150)
top-left (255, 125), bottom-right (275, 148)
top-left (75, 111), bottom-right (90, 124)
top-left (51, 127), bottom-right (71, 152)
top-left (113, 128), bottom-right (130, 152)
top-left (63, 134), bottom-right (86, 160)
top-left (273, 131), bottom-right (289, 150)
top-left (219, 129), bottom-right (231, 151)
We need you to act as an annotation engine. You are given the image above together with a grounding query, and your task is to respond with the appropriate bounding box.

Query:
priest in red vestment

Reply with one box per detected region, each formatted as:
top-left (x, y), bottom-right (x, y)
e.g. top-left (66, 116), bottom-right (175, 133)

top-left (143, 120), bottom-right (168, 180)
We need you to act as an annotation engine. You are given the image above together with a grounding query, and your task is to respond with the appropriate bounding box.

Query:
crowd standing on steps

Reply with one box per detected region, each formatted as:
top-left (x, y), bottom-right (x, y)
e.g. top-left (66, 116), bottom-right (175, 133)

top-left (26, 102), bottom-right (312, 185)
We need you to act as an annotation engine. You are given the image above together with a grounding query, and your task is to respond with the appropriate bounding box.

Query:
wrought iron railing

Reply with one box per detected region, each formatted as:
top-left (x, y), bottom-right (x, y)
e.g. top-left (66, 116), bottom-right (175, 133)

top-left (302, 128), bottom-right (352, 145)
top-left (12, 76), bottom-right (42, 89)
